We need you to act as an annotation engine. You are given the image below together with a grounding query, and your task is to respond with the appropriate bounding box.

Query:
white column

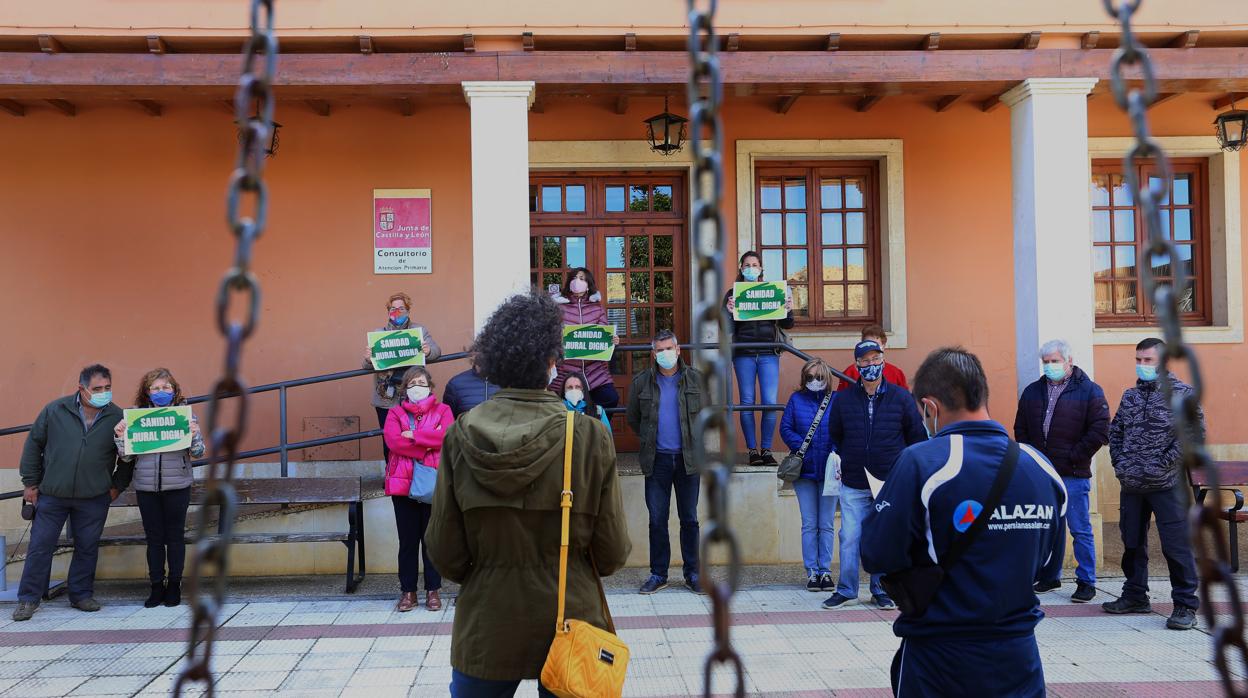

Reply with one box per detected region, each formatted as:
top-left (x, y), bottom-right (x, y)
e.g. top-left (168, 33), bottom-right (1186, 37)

top-left (462, 81), bottom-right (536, 332)
top-left (1004, 77), bottom-right (1099, 391)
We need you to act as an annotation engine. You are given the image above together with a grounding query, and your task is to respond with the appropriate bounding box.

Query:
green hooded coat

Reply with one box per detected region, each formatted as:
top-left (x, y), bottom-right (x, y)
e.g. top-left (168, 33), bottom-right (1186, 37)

top-left (426, 388), bottom-right (631, 681)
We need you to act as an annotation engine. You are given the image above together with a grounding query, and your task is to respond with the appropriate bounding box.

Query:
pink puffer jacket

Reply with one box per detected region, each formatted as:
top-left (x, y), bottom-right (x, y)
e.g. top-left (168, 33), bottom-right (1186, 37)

top-left (553, 292), bottom-right (614, 393)
top-left (382, 396), bottom-right (453, 496)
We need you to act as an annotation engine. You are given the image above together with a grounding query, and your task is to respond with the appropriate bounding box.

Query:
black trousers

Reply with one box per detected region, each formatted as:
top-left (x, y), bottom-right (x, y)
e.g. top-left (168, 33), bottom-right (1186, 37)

top-left (1119, 484), bottom-right (1200, 609)
top-left (391, 495), bottom-right (441, 592)
top-left (136, 487), bottom-right (193, 584)
top-left (376, 406), bottom-right (392, 461)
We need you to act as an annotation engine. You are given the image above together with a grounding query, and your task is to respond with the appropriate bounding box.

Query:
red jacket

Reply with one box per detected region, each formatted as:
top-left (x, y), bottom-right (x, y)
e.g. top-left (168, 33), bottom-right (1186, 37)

top-left (552, 292), bottom-right (614, 392)
top-left (383, 396), bottom-right (453, 496)
top-left (836, 362), bottom-right (908, 392)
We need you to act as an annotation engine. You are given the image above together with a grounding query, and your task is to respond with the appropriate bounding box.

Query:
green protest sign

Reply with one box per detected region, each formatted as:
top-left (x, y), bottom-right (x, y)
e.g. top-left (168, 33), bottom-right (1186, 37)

top-left (368, 329), bottom-right (425, 371)
top-left (124, 406), bottom-right (193, 455)
top-left (733, 281), bottom-right (789, 321)
top-left (562, 324), bottom-right (616, 362)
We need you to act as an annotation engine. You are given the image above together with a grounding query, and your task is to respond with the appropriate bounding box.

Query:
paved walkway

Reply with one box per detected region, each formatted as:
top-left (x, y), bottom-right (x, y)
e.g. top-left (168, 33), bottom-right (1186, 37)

top-left (0, 577), bottom-right (1233, 697)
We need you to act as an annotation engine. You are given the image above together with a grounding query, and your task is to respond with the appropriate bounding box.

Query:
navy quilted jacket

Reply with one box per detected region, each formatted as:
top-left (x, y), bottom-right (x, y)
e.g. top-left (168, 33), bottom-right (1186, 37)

top-left (827, 380), bottom-right (928, 489)
top-left (779, 388), bottom-right (837, 481)
top-left (1012, 366), bottom-right (1110, 479)
top-left (1109, 375), bottom-right (1205, 493)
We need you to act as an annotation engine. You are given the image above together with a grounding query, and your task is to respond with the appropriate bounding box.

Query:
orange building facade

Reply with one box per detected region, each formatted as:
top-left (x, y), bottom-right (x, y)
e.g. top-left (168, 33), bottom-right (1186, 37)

top-left (2, 1), bottom-right (1247, 552)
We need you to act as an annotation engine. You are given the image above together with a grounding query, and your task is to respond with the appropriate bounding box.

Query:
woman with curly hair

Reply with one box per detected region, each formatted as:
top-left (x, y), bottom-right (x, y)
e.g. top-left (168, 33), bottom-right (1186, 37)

top-left (113, 368), bottom-right (204, 608)
top-left (427, 292), bottom-right (631, 696)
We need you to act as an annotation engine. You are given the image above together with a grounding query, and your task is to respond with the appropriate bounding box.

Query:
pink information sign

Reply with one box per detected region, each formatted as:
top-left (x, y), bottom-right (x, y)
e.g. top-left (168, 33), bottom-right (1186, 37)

top-left (373, 188), bottom-right (432, 274)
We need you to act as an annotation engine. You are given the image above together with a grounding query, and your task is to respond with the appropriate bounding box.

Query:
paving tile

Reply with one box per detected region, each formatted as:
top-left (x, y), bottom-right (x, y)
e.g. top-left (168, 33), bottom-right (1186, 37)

top-left (34, 658), bottom-right (119, 678)
top-left (229, 652), bottom-right (302, 673)
top-left (335, 611), bottom-right (395, 625)
top-left (371, 636), bottom-right (433, 652)
top-left (209, 640), bottom-right (260, 656)
top-left (122, 641), bottom-right (188, 658)
top-left (212, 671), bottom-right (289, 692)
top-left (0, 660), bottom-right (51, 679)
top-left (96, 656), bottom-right (182, 676)
top-left (62, 643), bottom-right (141, 660)
top-left (68, 674), bottom-right (157, 696)
top-left (249, 639), bottom-right (315, 654)
top-left (296, 652), bottom-right (365, 671)
top-left (309, 637), bottom-right (376, 653)
top-left (223, 613), bottom-right (287, 628)
top-left (358, 650), bottom-right (427, 669)
top-left (412, 665), bottom-right (453, 685)
top-left (280, 668), bottom-right (355, 691)
top-left (0, 644), bottom-right (76, 661)
top-left (347, 666), bottom-right (419, 687)
top-left (279, 612), bottom-right (341, 626)
top-left (339, 687), bottom-right (411, 698)
top-left (0, 677), bottom-right (89, 697)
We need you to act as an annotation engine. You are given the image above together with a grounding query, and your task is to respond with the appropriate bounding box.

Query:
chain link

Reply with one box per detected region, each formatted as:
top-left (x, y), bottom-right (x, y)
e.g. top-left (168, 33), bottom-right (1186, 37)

top-left (1104, 2), bottom-right (1248, 694)
top-left (173, 0), bottom-right (276, 694)
top-left (685, 2), bottom-right (745, 696)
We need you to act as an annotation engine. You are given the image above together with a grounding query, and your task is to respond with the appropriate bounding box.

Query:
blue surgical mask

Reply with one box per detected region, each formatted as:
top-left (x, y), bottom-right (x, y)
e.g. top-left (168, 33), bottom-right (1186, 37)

top-left (1043, 363), bottom-right (1067, 382)
top-left (741, 267), bottom-right (761, 282)
top-left (149, 390), bottom-right (174, 407)
top-left (1136, 364), bottom-right (1158, 382)
top-left (859, 363), bottom-right (884, 382)
top-left (655, 349), bottom-right (679, 371)
top-left (87, 391), bottom-right (112, 408)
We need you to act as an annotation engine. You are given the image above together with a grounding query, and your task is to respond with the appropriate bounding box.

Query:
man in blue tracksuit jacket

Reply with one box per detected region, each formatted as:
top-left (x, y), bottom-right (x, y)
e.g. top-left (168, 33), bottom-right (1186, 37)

top-left (863, 347), bottom-right (1067, 697)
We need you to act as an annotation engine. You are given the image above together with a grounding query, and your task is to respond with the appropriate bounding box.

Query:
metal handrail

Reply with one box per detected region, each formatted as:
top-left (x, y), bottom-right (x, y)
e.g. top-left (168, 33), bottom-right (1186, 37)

top-left (0, 340), bottom-right (847, 498)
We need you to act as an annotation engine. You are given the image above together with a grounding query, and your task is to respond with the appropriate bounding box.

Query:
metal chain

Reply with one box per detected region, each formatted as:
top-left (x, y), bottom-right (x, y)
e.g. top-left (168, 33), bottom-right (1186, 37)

top-left (686, 2), bottom-right (745, 696)
top-left (174, 0), bottom-right (276, 694)
top-left (1104, 2), bottom-right (1248, 694)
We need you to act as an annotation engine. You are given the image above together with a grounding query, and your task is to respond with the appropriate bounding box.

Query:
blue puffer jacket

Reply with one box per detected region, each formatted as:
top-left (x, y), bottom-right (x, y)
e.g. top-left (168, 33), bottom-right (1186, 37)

top-left (827, 379), bottom-right (928, 489)
top-left (442, 368), bottom-right (500, 418)
top-left (779, 388), bottom-right (837, 481)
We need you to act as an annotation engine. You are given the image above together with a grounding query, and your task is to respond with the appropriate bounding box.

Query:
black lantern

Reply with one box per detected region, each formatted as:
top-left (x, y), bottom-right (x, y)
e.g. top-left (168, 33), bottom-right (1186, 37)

top-left (1214, 95), bottom-right (1248, 152)
top-left (644, 97), bottom-right (687, 155)
top-left (237, 115), bottom-right (282, 158)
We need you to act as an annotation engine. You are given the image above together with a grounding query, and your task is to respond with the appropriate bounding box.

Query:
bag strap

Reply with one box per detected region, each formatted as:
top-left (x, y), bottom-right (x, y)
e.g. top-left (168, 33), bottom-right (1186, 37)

top-left (795, 391), bottom-right (834, 458)
top-left (941, 440), bottom-right (1020, 572)
top-left (554, 411), bottom-right (575, 633)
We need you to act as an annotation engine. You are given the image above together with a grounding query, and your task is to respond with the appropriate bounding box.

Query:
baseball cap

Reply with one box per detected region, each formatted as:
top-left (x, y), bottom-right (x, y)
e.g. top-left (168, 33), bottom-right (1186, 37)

top-left (854, 340), bottom-right (883, 359)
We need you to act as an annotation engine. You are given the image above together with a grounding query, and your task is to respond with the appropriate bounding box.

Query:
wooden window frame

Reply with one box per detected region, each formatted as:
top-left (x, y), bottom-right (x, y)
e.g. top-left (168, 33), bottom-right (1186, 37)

top-left (1091, 158), bottom-right (1211, 327)
top-left (754, 160), bottom-right (881, 328)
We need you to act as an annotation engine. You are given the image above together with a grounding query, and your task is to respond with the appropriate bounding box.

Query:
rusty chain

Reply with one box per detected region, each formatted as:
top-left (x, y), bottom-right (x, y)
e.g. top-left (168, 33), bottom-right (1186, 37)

top-left (1103, 1), bottom-right (1248, 694)
top-left (686, 2), bottom-right (745, 696)
top-left (173, 0), bottom-right (276, 694)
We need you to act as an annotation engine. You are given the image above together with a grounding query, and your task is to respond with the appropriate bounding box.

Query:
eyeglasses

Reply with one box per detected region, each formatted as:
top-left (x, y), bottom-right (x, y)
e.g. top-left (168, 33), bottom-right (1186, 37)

top-left (856, 357), bottom-right (885, 367)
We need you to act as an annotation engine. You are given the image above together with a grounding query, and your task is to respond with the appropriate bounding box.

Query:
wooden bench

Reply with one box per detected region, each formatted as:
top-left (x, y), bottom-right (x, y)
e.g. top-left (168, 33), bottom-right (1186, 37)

top-left (1191, 461), bottom-right (1248, 573)
top-left (60, 477), bottom-right (366, 593)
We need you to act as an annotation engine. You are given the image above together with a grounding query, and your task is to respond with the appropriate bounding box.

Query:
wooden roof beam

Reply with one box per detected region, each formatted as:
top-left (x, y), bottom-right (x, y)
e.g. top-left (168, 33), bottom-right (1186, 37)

top-left (1019, 31), bottom-right (1042, 50)
top-left (826, 33), bottom-right (840, 52)
top-left (982, 95), bottom-right (1004, 112)
top-left (935, 94), bottom-right (961, 112)
top-left (135, 99), bottom-right (162, 116)
top-left (1171, 30), bottom-right (1199, 49)
top-left (307, 99), bottom-right (331, 116)
top-left (522, 32), bottom-right (535, 52)
top-left (358, 35), bottom-right (374, 54)
top-left (624, 33), bottom-right (636, 51)
top-left (146, 36), bottom-right (168, 54)
top-left (462, 34), bottom-right (475, 53)
top-left (1081, 31), bottom-right (1100, 50)
top-left (921, 33), bottom-right (940, 51)
top-left (613, 95), bottom-right (628, 115)
top-left (1213, 93), bottom-right (1244, 110)
top-left (856, 95), bottom-right (882, 112)
top-left (725, 33), bottom-right (739, 52)
top-left (38, 35), bottom-right (64, 54)
top-left (776, 95), bottom-right (799, 114)
top-left (397, 97), bottom-right (414, 116)
top-left (46, 99), bottom-right (75, 116)
top-left (1151, 93), bottom-right (1181, 107)
top-left (0, 99), bottom-right (24, 116)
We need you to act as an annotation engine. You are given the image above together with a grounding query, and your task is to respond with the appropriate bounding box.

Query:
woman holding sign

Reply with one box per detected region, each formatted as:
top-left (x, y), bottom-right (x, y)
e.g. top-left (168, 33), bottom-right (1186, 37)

top-left (723, 251), bottom-right (794, 467)
top-left (366, 292), bottom-right (442, 461)
top-left (383, 366), bottom-right (453, 612)
top-left (551, 268), bottom-right (619, 409)
top-left (113, 368), bottom-right (204, 608)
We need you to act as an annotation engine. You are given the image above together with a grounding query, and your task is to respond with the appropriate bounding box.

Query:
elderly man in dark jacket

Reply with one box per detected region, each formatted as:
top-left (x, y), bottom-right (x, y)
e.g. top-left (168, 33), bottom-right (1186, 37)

top-left (1014, 339), bottom-right (1110, 603)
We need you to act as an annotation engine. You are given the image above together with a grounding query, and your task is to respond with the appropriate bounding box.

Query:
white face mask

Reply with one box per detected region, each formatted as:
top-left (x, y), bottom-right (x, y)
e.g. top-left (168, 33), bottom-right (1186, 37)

top-left (407, 385), bottom-right (431, 402)
top-left (805, 380), bottom-right (827, 392)
top-left (548, 364), bottom-right (558, 386)
top-left (565, 389), bottom-right (584, 405)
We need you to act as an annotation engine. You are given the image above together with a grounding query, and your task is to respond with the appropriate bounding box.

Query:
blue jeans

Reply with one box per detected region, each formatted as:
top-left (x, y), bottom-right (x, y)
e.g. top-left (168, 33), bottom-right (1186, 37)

top-left (644, 453), bottom-right (700, 579)
top-left (450, 669), bottom-right (556, 697)
top-left (18, 492), bottom-right (111, 603)
top-left (1062, 476), bottom-right (1096, 585)
top-left (837, 486), bottom-right (884, 598)
top-left (793, 479), bottom-right (836, 575)
top-left (732, 354), bottom-right (780, 450)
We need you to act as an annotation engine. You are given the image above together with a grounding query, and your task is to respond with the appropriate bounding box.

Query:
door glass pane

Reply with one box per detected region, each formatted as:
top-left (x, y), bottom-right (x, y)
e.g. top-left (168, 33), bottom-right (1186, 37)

top-left (821, 213), bottom-right (843, 245)
top-left (1095, 281), bottom-right (1112, 314)
top-left (606, 273), bottom-right (627, 303)
top-left (1173, 209), bottom-right (1192, 241)
top-left (1114, 246), bottom-right (1136, 278)
top-left (542, 273), bottom-right (562, 291)
top-left (784, 178), bottom-right (806, 209)
top-left (760, 213), bottom-right (783, 246)
top-left (1111, 174), bottom-right (1132, 205)
top-left (653, 185), bottom-right (673, 212)
top-left (1113, 281), bottom-right (1138, 313)
top-left (1092, 210), bottom-right (1111, 242)
top-left (821, 179), bottom-right (842, 209)
top-left (605, 236), bottom-right (626, 268)
top-left (529, 185), bottom-right (539, 212)
top-left (541, 186), bottom-right (562, 212)
top-left (1177, 276), bottom-right (1196, 312)
top-left (785, 213), bottom-right (807, 245)
top-left (1091, 174), bottom-right (1110, 207)
top-left (653, 235), bottom-right (674, 267)
top-left (630, 308), bottom-right (651, 336)
top-left (654, 271), bottom-right (674, 303)
top-left (1092, 247), bottom-right (1111, 279)
top-left (654, 307), bottom-right (674, 333)
top-left (630, 236), bottom-right (649, 267)
top-left (566, 237), bottom-right (587, 269)
top-left (785, 249), bottom-right (808, 283)
top-left (761, 250), bottom-right (783, 279)
top-left (1149, 176), bottom-right (1169, 205)
top-left (847, 285), bottom-right (869, 316)
top-left (846, 248), bottom-right (866, 281)
top-left (1176, 244), bottom-right (1194, 279)
top-left (845, 178), bottom-right (864, 208)
top-left (760, 180), bottom-right (782, 209)
top-left (822, 249), bottom-right (844, 282)
top-left (824, 285), bottom-right (844, 314)
top-left (1112, 210), bottom-right (1135, 242)
top-left (607, 307), bottom-right (627, 330)
top-left (1173, 174), bottom-right (1191, 205)
top-left (629, 272), bottom-right (650, 303)
top-left (629, 185), bottom-right (649, 211)
top-left (543, 237), bottom-right (562, 268)
top-left (605, 185), bottom-right (626, 212)
top-left (1161, 212), bottom-right (1171, 239)
top-left (1150, 251), bottom-right (1171, 278)
top-left (846, 212), bottom-right (865, 245)
top-left (630, 350), bottom-right (650, 374)
top-left (565, 185), bottom-right (586, 212)
top-left (790, 284), bottom-right (808, 317)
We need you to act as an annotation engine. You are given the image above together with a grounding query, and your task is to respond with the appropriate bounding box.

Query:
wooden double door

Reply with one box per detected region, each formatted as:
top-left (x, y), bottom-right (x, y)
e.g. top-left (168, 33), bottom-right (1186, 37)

top-left (529, 172), bottom-right (688, 450)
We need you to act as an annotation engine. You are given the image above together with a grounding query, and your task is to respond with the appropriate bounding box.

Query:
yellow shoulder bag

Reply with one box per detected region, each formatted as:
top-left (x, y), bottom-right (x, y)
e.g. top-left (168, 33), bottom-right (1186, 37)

top-left (540, 411), bottom-right (630, 697)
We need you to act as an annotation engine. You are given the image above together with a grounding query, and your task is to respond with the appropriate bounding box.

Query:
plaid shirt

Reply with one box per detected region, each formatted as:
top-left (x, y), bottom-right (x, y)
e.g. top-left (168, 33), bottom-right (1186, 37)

top-left (1042, 376), bottom-right (1070, 439)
